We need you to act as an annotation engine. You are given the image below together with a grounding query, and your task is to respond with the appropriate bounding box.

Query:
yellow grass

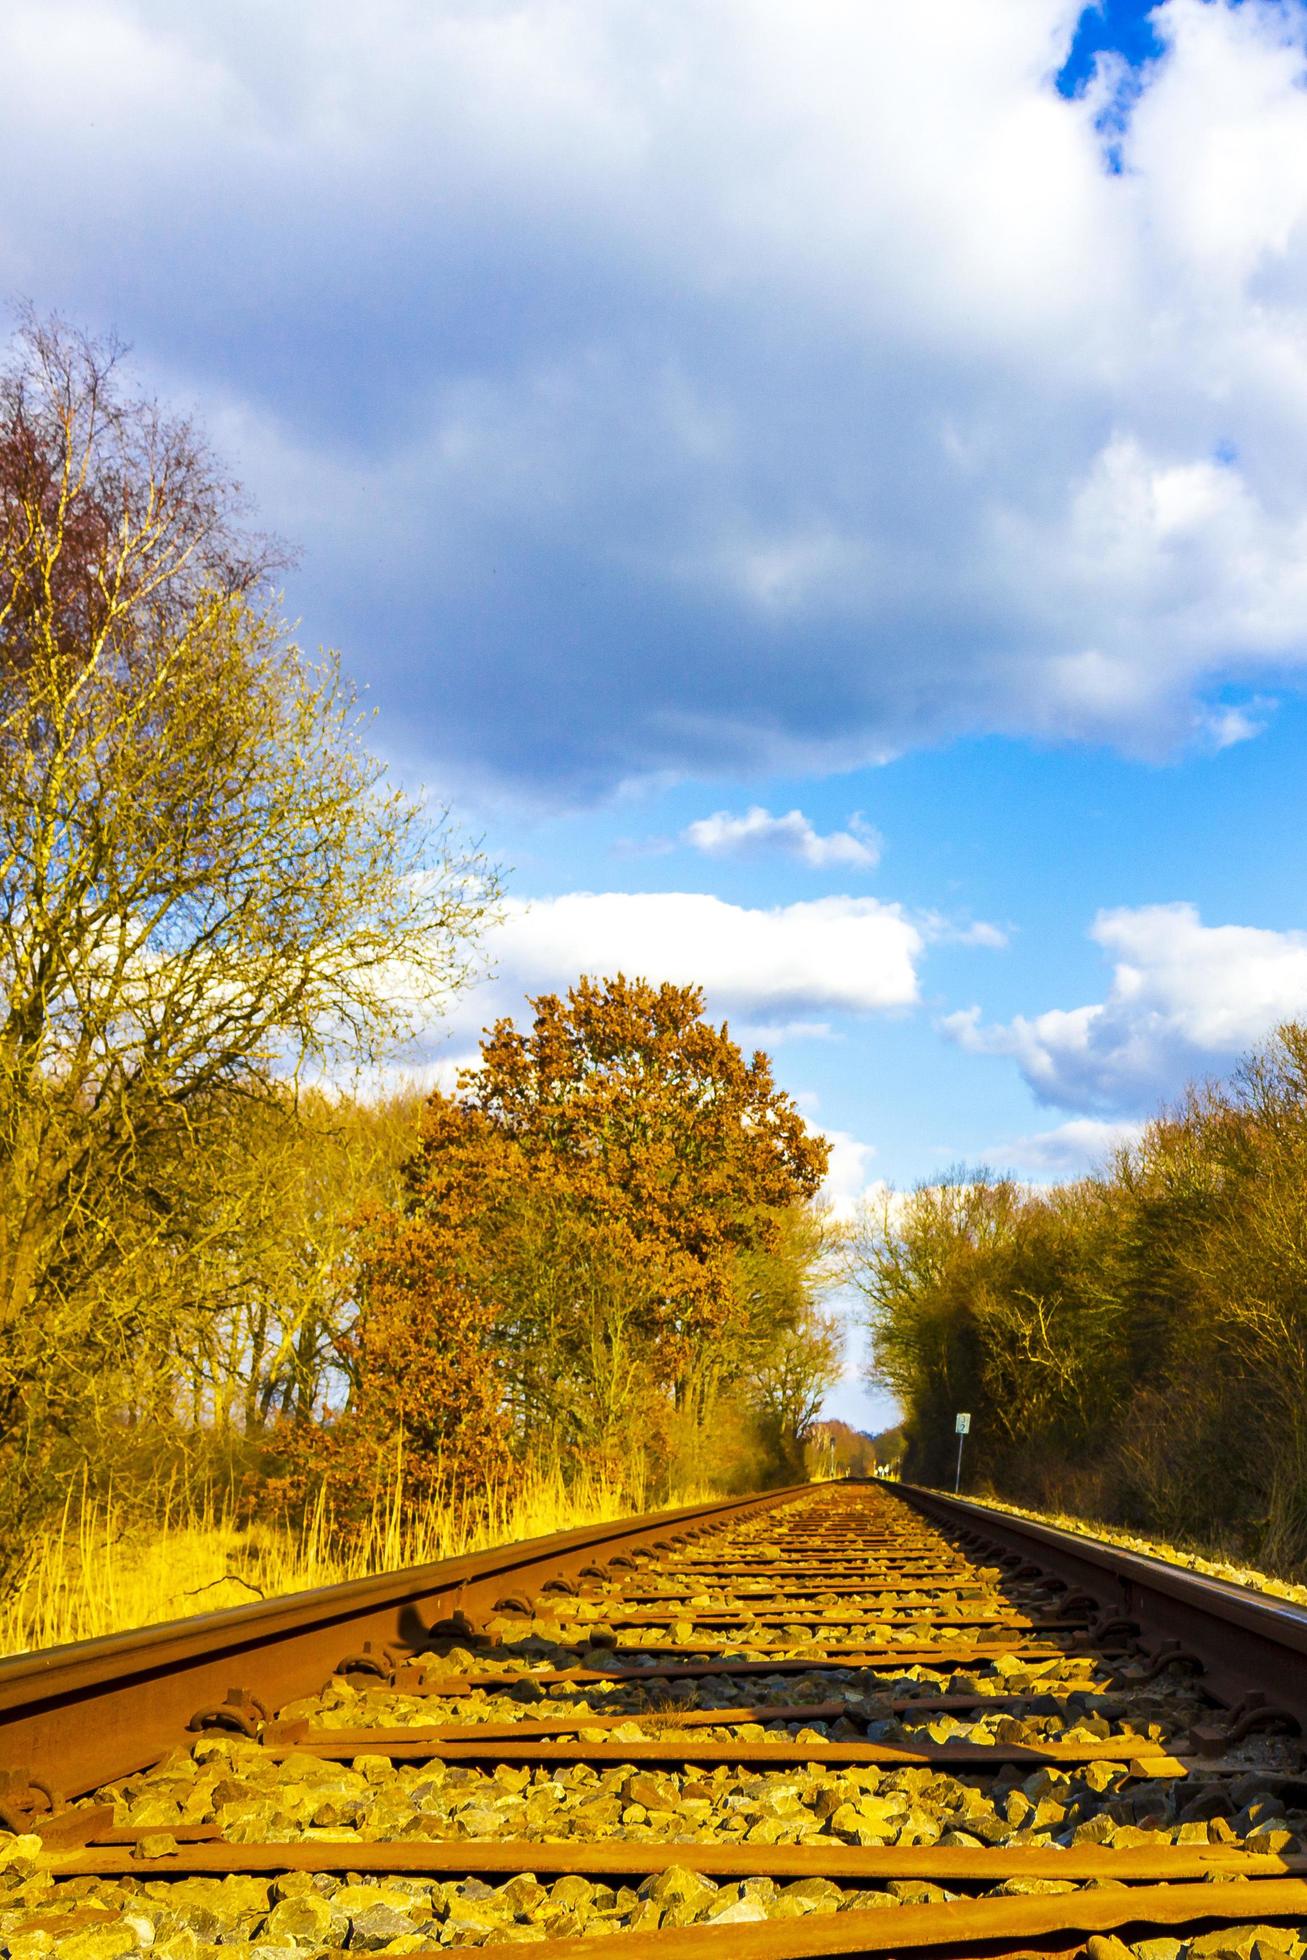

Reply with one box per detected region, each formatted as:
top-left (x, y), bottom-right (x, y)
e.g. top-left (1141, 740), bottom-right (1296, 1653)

top-left (0, 1459), bottom-right (713, 1660)
top-left (948, 1487), bottom-right (1307, 1611)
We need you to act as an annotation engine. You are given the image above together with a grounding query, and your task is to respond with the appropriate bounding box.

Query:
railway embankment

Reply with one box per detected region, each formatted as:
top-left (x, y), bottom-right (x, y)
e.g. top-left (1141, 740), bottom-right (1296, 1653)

top-left (3, 1482), bottom-right (1307, 1957)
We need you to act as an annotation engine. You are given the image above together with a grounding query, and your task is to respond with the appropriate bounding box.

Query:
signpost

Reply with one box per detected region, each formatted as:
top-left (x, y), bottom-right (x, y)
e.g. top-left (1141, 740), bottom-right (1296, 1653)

top-left (954, 1411), bottom-right (971, 1492)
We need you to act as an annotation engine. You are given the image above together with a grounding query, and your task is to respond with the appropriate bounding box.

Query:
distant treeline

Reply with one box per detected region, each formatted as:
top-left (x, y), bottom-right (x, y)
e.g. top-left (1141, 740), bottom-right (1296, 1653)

top-left (809, 1420), bottom-right (904, 1478)
top-left (851, 1023), bottom-right (1307, 1575)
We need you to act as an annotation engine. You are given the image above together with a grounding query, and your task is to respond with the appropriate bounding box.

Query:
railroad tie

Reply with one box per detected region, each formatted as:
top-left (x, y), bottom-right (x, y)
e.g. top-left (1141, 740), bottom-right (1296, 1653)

top-left (9, 1479), bottom-right (1307, 1958)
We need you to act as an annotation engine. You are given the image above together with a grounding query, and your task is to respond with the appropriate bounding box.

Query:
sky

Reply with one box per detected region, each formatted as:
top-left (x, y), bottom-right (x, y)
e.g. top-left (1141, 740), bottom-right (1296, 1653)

top-left (7, 0), bottom-right (1307, 1428)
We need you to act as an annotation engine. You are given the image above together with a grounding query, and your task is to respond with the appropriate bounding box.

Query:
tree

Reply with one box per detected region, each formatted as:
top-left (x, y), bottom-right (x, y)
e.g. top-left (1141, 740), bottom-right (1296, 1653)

top-left (0, 313), bottom-right (499, 1573)
top-left (735, 1206), bottom-right (843, 1482)
top-left (464, 975), bottom-right (829, 1391)
top-left (849, 1173), bottom-right (1015, 1485)
top-left (155, 1084), bottom-right (426, 1436)
top-left (847, 1024), bottom-right (1307, 1571)
top-left (345, 975), bottom-right (833, 1500)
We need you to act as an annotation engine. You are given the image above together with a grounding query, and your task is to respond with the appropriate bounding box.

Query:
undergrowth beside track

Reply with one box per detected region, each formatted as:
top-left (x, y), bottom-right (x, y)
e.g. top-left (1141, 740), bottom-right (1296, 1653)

top-left (938, 1482), bottom-right (1307, 1610)
top-left (0, 1462), bottom-right (710, 1659)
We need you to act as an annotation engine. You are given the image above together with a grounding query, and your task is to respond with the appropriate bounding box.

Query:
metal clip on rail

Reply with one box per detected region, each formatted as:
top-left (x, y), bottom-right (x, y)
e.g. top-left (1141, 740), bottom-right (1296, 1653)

top-left (0, 1768), bottom-right (59, 1835)
top-left (1132, 1638), bottom-right (1205, 1684)
top-left (492, 1591), bottom-right (536, 1617)
top-left (1187, 1689), bottom-right (1303, 1756)
top-left (425, 1606), bottom-right (501, 1649)
top-left (186, 1687), bottom-right (270, 1738)
top-left (1070, 1611), bottom-right (1141, 1653)
top-left (332, 1638), bottom-right (406, 1684)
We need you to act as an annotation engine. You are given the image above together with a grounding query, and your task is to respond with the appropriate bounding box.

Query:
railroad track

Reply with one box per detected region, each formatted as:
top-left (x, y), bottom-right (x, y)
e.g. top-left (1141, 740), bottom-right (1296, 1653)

top-left (4, 1480), bottom-right (1307, 1956)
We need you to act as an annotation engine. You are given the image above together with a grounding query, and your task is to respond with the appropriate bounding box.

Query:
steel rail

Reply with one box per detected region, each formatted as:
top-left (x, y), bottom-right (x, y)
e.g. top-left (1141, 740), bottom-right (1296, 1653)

top-left (468, 1880), bottom-right (1307, 1957)
top-left (0, 1481), bottom-right (806, 1797)
top-left (891, 1478), bottom-right (1307, 1731)
top-left (10, 1478), bottom-right (1307, 1958)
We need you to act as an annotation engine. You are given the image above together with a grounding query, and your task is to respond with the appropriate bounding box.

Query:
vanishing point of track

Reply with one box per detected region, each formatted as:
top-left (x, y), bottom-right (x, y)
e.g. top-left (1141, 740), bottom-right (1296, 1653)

top-left (6, 1480), bottom-right (1307, 1955)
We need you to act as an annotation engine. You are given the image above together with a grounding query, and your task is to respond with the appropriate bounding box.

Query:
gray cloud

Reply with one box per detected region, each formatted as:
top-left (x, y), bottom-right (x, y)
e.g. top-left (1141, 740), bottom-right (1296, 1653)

top-left (683, 806), bottom-right (881, 869)
top-left (9, 1), bottom-right (1307, 796)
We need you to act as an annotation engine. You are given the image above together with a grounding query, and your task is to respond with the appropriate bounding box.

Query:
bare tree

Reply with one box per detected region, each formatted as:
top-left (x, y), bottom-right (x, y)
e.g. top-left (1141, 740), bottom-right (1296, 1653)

top-left (0, 313), bottom-right (499, 1571)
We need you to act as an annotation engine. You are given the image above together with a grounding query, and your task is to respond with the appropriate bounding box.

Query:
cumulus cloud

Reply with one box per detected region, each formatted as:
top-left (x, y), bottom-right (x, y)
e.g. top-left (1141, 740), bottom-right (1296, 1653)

top-left (390, 884), bottom-right (935, 1082)
top-left (818, 1131), bottom-right (883, 1221)
top-left (478, 890), bottom-right (923, 1022)
top-left (945, 903), bottom-right (1307, 1113)
top-left (1004, 1116), bottom-right (1147, 1175)
top-left (683, 806), bottom-right (881, 869)
top-left (13, 1), bottom-right (1307, 790)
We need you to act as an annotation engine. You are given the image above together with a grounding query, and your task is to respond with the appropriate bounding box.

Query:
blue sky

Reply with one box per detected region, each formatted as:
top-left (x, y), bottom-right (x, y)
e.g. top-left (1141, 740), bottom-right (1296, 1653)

top-left (8, 0), bottom-right (1307, 1428)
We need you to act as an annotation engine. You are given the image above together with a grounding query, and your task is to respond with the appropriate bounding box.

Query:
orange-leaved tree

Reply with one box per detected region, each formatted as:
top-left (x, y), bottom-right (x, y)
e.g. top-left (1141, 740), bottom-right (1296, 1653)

top-left (345, 975), bottom-right (832, 1500)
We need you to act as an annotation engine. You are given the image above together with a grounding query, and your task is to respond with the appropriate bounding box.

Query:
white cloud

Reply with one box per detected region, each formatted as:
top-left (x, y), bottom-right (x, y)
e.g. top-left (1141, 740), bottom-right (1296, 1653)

top-left (13, 2), bottom-right (1307, 788)
top-left (731, 1019), bottom-right (837, 1046)
top-left (946, 903), bottom-right (1307, 1113)
top-left (400, 888), bottom-right (925, 1087)
top-left (384, 898), bottom-right (914, 1186)
top-left (920, 913), bottom-right (1011, 952)
top-left (480, 890), bottom-right (923, 1022)
top-left (818, 1130), bottom-right (883, 1221)
top-left (1200, 699), bottom-right (1274, 750)
top-left (683, 806), bottom-right (881, 869)
top-left (959, 922), bottom-right (1010, 950)
top-left (1003, 1117), bottom-right (1147, 1176)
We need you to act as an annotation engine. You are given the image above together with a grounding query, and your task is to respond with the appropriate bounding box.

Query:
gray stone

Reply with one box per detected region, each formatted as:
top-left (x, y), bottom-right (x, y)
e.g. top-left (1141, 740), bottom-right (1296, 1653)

top-left (348, 1901), bottom-right (418, 1949)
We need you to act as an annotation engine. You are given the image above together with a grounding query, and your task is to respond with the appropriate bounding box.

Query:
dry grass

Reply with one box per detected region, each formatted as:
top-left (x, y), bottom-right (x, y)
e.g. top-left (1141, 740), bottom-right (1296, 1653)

top-left (949, 1487), bottom-right (1307, 1610)
top-left (0, 1459), bottom-right (710, 1659)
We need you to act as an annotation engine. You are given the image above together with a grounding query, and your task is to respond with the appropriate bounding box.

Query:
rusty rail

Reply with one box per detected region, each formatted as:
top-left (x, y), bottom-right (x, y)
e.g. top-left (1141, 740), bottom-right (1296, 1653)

top-left (7, 1477), bottom-right (1307, 1957)
top-left (893, 1479), bottom-right (1307, 1732)
top-left (0, 1482), bottom-right (804, 1797)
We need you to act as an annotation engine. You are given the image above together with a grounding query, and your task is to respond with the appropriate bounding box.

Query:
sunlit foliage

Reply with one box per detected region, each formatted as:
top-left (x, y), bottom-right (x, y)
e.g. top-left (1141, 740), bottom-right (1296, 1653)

top-left (0, 314), bottom-right (498, 1580)
top-left (850, 1023), bottom-right (1307, 1573)
top-left (317, 977), bottom-right (840, 1510)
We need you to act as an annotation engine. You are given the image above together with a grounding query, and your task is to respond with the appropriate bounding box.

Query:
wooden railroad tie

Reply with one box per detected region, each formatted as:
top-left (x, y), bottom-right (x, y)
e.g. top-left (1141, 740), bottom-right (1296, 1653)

top-left (253, 1738), bottom-right (1191, 1775)
top-left (36, 1832), bottom-right (1307, 1885)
